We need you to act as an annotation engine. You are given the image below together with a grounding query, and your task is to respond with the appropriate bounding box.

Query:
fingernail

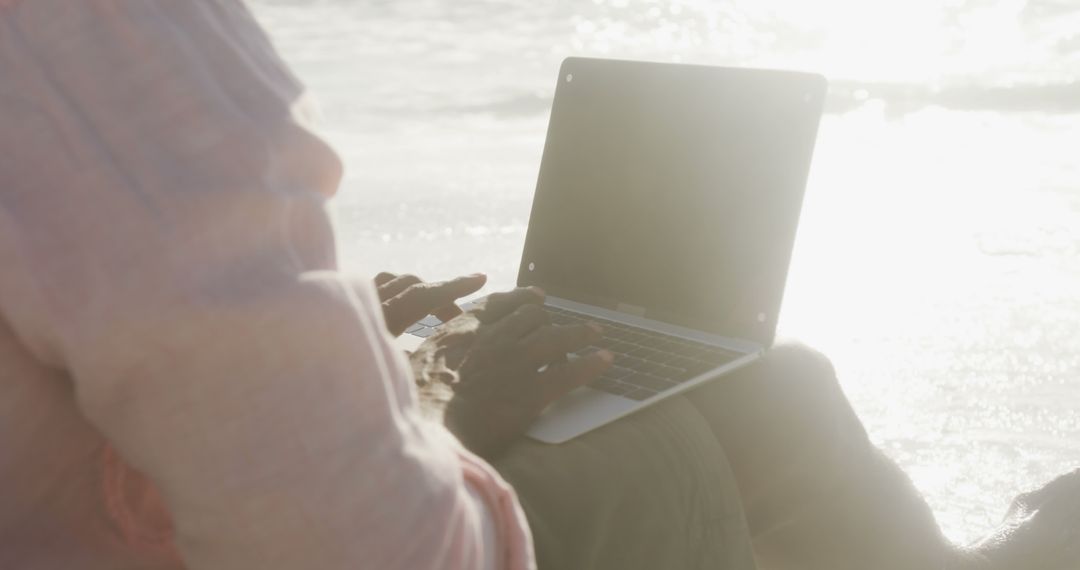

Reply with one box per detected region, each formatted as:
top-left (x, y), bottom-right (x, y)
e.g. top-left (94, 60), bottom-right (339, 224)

top-left (469, 273), bottom-right (486, 279)
top-left (597, 350), bottom-right (614, 363)
top-left (527, 286), bottom-right (545, 297)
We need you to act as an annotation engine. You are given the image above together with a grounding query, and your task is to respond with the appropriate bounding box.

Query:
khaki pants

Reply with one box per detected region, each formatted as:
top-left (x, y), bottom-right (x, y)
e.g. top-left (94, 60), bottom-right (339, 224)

top-left (492, 395), bottom-right (757, 570)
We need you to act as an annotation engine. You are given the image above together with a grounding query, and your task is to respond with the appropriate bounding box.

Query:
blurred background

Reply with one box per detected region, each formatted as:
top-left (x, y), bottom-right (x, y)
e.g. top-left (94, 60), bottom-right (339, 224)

top-left (249, 0), bottom-right (1079, 544)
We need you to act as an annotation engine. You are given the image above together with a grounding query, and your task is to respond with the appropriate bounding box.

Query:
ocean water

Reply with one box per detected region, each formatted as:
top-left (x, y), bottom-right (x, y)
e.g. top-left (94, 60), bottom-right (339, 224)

top-left (250, 0), bottom-right (1080, 545)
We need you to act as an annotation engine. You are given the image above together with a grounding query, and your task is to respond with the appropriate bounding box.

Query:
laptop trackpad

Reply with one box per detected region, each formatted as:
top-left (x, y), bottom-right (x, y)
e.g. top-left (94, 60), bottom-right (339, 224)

top-left (527, 387), bottom-right (641, 444)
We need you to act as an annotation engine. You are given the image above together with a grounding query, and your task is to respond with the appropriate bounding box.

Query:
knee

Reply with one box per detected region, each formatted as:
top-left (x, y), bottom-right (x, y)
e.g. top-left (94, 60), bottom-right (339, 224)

top-left (760, 343), bottom-right (841, 402)
top-left (768, 342), bottom-right (836, 374)
top-left (750, 343), bottom-right (861, 436)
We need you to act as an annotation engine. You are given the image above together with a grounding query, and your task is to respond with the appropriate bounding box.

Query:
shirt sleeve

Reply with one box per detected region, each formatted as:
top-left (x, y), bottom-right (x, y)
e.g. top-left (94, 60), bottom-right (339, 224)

top-left (0, 2), bottom-right (533, 569)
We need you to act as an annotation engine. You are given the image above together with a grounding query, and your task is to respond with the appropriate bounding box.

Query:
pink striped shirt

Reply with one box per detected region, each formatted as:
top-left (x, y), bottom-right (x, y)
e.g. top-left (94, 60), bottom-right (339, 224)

top-left (0, 1), bottom-right (533, 569)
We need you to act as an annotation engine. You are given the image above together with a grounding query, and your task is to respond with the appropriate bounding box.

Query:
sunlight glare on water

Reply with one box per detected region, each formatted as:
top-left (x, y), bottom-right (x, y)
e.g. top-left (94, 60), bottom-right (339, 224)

top-left (250, 0), bottom-right (1080, 545)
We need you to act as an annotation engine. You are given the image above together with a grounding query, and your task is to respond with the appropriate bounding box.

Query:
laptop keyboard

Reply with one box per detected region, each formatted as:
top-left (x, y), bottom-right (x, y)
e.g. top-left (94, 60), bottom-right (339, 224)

top-left (543, 306), bottom-right (743, 401)
top-left (404, 315), bottom-right (443, 338)
top-left (405, 305), bottom-right (744, 402)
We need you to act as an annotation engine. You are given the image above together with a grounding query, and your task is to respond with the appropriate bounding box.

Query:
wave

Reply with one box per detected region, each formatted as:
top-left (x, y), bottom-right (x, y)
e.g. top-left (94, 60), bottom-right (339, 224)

top-left (827, 80), bottom-right (1080, 115)
top-left (404, 80), bottom-right (1080, 119)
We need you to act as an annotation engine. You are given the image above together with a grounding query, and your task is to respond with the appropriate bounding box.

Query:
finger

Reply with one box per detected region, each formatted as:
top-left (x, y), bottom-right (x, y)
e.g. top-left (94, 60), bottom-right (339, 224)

top-left (401, 274), bottom-right (486, 314)
top-left (373, 272), bottom-right (397, 287)
top-left (378, 274), bottom-right (422, 302)
top-left (472, 286), bottom-right (545, 323)
top-left (429, 274), bottom-right (488, 322)
top-left (488, 303), bottom-right (549, 341)
top-left (537, 350), bottom-right (613, 405)
top-left (521, 323), bottom-right (603, 367)
top-left (383, 274), bottom-right (487, 335)
top-left (433, 303), bottom-right (464, 323)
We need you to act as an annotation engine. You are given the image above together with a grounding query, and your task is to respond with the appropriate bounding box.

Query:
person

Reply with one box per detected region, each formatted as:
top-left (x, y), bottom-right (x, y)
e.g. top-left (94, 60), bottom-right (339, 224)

top-left (392, 273), bottom-right (1080, 570)
top-left (0, 2), bottom-right (1075, 570)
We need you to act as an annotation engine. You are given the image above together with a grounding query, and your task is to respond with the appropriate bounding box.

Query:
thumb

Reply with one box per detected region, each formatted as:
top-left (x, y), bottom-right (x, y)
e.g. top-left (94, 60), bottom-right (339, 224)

top-left (538, 350), bottom-right (613, 406)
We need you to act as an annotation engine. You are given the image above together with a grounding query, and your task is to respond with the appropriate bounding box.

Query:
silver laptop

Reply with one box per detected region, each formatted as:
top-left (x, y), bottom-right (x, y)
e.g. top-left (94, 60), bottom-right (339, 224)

top-left (402, 57), bottom-right (826, 443)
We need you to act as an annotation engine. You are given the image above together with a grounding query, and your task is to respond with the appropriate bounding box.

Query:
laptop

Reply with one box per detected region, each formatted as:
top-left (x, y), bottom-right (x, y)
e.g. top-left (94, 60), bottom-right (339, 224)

top-left (401, 57), bottom-right (826, 443)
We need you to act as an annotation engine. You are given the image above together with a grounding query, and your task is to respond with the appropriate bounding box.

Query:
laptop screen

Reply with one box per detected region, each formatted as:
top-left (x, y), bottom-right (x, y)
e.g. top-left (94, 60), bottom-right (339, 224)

top-left (518, 58), bottom-right (825, 346)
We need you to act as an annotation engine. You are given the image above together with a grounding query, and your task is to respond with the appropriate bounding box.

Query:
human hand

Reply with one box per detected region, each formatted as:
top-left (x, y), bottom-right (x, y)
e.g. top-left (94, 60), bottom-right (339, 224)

top-left (409, 287), bottom-right (612, 459)
top-left (965, 468), bottom-right (1080, 570)
top-left (374, 272), bottom-right (487, 336)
